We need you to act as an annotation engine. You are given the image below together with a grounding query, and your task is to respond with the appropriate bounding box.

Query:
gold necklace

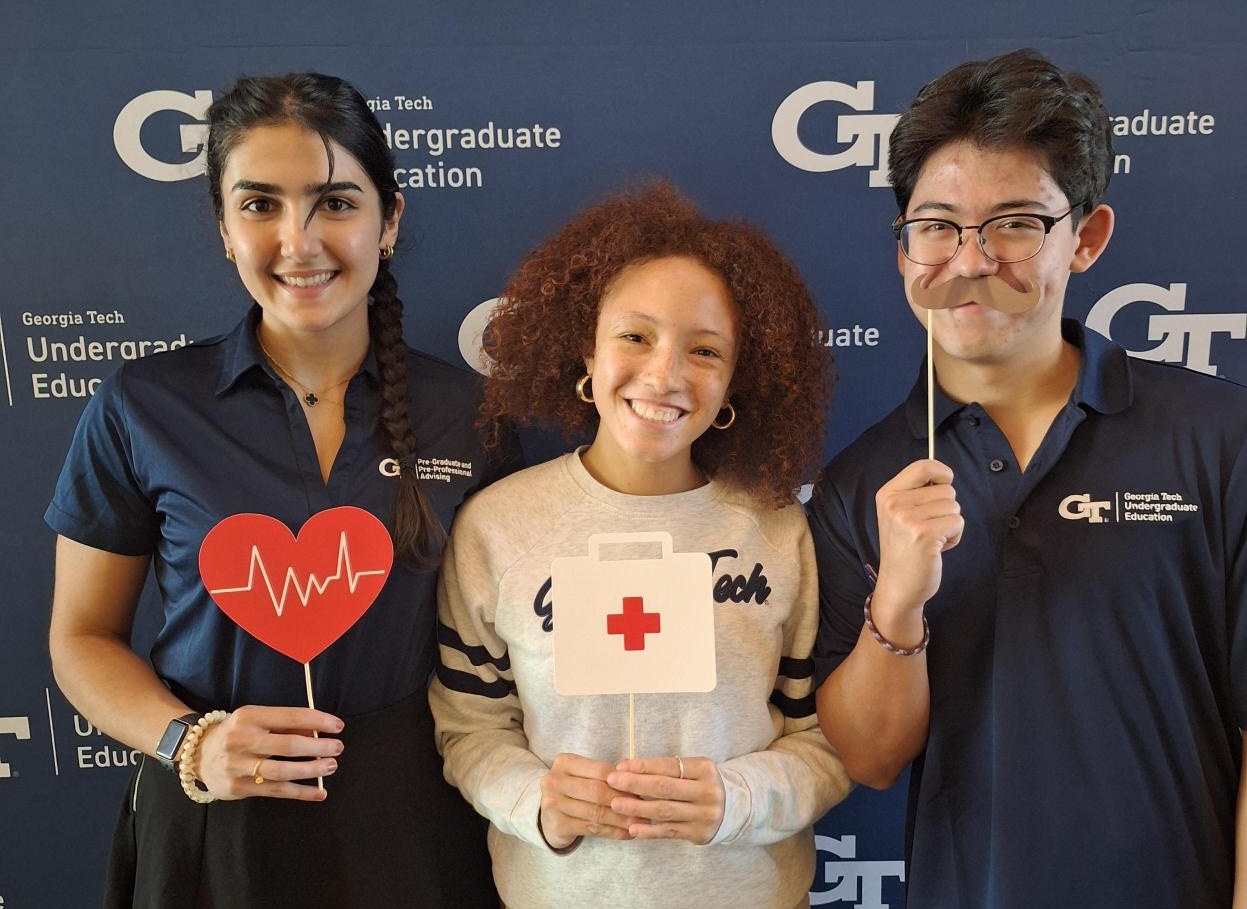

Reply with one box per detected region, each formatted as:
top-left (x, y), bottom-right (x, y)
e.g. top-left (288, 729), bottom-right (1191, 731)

top-left (257, 335), bottom-right (357, 407)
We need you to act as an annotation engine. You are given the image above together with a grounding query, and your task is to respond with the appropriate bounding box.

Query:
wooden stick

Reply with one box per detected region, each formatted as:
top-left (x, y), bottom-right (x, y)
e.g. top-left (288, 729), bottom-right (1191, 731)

top-left (628, 693), bottom-right (635, 760)
top-left (304, 662), bottom-right (324, 791)
top-left (927, 308), bottom-right (935, 461)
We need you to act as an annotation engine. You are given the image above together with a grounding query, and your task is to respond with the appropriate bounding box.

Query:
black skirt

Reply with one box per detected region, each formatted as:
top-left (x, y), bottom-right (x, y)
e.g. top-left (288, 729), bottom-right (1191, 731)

top-left (103, 691), bottom-right (498, 908)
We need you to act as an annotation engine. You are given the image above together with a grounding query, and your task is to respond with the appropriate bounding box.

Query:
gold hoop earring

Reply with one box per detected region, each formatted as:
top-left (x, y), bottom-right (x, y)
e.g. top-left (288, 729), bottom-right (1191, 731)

top-left (712, 402), bottom-right (736, 430)
top-left (379, 245), bottom-right (394, 260)
top-left (575, 374), bottom-right (594, 404)
top-left (224, 249), bottom-right (235, 263)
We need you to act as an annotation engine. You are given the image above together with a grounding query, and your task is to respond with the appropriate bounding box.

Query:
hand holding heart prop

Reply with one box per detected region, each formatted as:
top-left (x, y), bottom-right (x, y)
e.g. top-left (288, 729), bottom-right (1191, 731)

top-left (199, 506), bottom-right (394, 787)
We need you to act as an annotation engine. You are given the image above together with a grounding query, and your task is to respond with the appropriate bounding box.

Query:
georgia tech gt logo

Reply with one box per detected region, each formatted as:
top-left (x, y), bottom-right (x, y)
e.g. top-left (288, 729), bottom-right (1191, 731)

top-left (1059, 494), bottom-right (1113, 524)
top-left (771, 81), bottom-right (898, 187)
top-left (113, 89), bottom-right (213, 182)
top-left (1086, 282), bottom-right (1246, 377)
top-left (812, 834), bottom-right (904, 907)
top-left (0, 716), bottom-right (32, 779)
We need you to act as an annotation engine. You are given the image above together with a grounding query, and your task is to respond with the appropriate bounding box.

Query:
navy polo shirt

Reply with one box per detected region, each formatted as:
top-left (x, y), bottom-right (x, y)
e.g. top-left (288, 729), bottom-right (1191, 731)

top-left (47, 307), bottom-right (518, 716)
top-left (811, 320), bottom-right (1247, 908)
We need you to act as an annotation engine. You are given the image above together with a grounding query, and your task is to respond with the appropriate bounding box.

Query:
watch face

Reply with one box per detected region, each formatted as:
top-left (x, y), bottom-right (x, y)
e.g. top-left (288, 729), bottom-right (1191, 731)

top-left (155, 714), bottom-right (199, 762)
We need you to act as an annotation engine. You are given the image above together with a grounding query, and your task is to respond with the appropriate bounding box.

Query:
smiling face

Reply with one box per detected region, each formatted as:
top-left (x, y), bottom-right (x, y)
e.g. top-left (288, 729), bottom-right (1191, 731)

top-left (218, 122), bottom-right (402, 343)
top-left (581, 255), bottom-right (739, 496)
top-left (898, 140), bottom-right (1110, 371)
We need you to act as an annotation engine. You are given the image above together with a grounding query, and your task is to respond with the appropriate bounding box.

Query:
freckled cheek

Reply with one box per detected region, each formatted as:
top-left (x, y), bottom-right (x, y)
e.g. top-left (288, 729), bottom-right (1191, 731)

top-left (693, 372), bottom-right (732, 408)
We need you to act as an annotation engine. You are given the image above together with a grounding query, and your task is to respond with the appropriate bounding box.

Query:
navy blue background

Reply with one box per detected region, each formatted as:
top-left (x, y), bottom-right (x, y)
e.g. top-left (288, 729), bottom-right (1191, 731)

top-left (3, 3), bottom-right (1245, 905)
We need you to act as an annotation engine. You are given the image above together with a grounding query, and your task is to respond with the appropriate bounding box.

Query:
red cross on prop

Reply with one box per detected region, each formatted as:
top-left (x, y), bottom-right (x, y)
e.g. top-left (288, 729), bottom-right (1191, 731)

top-left (606, 596), bottom-right (662, 651)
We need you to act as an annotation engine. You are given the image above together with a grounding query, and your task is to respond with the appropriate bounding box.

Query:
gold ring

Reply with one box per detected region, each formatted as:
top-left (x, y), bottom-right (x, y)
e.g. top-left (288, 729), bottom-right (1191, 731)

top-left (676, 755), bottom-right (685, 780)
top-left (252, 758), bottom-right (265, 785)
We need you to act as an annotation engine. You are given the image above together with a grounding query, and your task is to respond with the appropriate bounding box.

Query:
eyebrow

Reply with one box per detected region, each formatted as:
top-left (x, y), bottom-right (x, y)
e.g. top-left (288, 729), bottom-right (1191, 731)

top-left (609, 311), bottom-right (735, 343)
top-left (911, 199), bottom-right (1053, 217)
top-left (229, 180), bottom-right (365, 195)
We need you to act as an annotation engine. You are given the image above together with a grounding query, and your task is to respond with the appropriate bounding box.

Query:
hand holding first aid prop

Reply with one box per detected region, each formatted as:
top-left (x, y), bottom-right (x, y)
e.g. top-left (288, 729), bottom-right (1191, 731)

top-left (198, 506), bottom-right (393, 792)
top-left (548, 532), bottom-right (723, 844)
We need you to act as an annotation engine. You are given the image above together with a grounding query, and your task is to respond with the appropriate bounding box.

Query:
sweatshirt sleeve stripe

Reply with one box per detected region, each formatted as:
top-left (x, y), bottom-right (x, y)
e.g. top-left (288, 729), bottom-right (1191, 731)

top-left (769, 689), bottom-right (816, 719)
top-left (777, 655), bottom-right (814, 680)
top-left (436, 664), bottom-right (517, 699)
top-left (437, 619), bottom-right (512, 672)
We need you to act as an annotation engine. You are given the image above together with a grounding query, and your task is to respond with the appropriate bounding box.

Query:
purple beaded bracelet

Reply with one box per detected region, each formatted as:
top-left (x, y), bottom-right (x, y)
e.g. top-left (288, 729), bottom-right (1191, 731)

top-left (863, 594), bottom-right (929, 656)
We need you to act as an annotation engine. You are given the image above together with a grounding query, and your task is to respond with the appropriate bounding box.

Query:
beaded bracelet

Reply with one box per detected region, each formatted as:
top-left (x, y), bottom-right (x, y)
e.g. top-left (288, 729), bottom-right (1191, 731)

top-left (863, 594), bottom-right (929, 656)
top-left (176, 710), bottom-right (230, 804)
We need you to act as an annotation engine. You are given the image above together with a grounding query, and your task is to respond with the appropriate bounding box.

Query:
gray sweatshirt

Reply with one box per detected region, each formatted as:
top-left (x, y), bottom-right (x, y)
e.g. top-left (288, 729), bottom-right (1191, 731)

top-left (431, 451), bottom-right (850, 909)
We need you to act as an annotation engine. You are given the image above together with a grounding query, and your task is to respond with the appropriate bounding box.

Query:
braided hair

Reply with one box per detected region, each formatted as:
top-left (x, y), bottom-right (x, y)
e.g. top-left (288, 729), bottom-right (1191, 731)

top-left (206, 72), bottom-right (442, 566)
top-left (368, 263), bottom-right (445, 565)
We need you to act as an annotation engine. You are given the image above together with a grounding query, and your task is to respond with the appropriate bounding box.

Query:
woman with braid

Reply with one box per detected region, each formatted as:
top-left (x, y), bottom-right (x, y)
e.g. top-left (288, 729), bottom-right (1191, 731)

top-left (45, 73), bottom-right (515, 908)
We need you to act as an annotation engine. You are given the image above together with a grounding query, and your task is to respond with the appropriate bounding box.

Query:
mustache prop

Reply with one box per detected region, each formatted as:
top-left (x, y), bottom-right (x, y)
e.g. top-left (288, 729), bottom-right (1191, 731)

top-left (910, 274), bottom-right (1040, 314)
top-left (910, 273), bottom-right (1040, 462)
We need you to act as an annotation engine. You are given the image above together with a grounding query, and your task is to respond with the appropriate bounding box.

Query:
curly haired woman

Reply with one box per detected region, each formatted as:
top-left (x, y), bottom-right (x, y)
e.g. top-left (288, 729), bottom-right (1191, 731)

top-left (430, 182), bottom-right (850, 909)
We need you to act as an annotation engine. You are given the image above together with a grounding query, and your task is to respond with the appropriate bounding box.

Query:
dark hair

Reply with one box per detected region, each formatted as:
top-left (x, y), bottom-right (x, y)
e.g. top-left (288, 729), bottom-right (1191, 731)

top-left (888, 48), bottom-right (1113, 221)
top-left (481, 181), bottom-right (831, 507)
top-left (206, 73), bottom-right (442, 567)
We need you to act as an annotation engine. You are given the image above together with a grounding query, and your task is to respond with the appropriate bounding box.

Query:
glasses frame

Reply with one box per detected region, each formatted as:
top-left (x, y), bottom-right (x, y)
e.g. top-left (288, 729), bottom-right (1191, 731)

top-left (891, 204), bottom-right (1083, 266)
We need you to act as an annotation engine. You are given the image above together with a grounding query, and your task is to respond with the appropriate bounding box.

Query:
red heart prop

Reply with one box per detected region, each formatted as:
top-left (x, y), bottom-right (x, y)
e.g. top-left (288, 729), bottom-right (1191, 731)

top-left (198, 507), bottom-right (394, 664)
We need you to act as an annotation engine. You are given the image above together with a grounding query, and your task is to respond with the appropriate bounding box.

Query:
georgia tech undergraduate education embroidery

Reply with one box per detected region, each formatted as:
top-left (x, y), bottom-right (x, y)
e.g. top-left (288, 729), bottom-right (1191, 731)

top-left (1058, 490), bottom-right (1201, 524)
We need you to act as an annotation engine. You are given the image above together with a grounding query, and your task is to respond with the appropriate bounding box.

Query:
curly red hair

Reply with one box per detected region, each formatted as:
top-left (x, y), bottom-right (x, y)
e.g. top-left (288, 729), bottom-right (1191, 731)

top-left (481, 181), bottom-right (833, 507)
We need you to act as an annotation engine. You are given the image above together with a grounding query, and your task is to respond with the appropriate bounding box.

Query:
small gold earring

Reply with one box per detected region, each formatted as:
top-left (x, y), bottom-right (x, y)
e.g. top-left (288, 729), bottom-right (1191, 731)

top-left (225, 249), bottom-right (235, 263)
top-left (379, 245), bottom-right (395, 260)
top-left (575, 374), bottom-right (594, 404)
top-left (712, 402), bottom-right (736, 430)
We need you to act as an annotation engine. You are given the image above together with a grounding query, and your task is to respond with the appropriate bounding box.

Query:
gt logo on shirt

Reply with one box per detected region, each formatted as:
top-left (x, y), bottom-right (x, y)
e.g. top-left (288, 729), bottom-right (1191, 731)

top-left (1058, 493), bottom-right (1113, 524)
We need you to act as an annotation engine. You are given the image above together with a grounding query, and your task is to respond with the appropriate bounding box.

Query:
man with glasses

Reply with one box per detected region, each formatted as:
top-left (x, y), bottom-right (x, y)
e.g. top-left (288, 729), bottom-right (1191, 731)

top-left (810, 48), bottom-right (1246, 908)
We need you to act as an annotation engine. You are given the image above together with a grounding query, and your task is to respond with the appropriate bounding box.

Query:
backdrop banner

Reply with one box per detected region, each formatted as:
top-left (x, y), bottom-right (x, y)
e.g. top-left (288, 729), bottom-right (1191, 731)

top-left (4, 3), bottom-right (1245, 905)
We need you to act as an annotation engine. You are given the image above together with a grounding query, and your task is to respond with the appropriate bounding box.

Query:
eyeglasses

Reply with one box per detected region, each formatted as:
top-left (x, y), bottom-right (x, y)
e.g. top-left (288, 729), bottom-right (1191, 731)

top-left (892, 205), bottom-right (1082, 266)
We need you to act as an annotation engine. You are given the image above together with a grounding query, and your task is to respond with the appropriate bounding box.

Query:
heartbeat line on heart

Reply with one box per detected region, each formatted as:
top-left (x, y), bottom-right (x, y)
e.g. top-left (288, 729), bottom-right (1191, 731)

top-left (208, 533), bottom-right (388, 616)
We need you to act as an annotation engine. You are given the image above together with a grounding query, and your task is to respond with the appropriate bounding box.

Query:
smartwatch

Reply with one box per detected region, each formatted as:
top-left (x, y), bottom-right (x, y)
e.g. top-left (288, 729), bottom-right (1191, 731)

top-left (154, 712), bottom-right (202, 770)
